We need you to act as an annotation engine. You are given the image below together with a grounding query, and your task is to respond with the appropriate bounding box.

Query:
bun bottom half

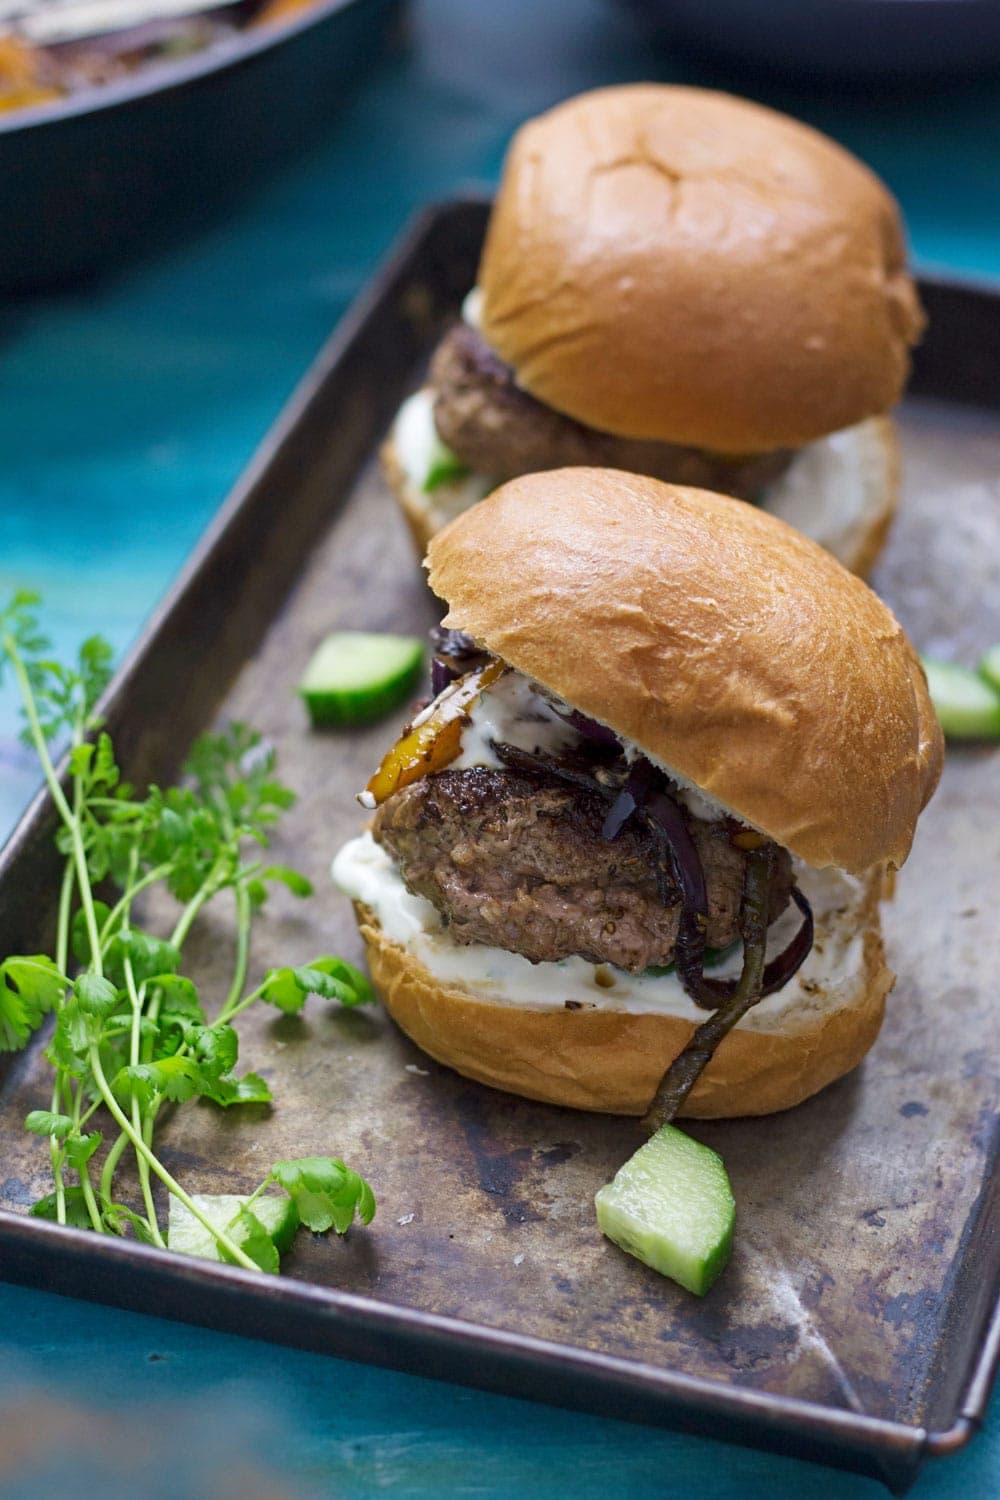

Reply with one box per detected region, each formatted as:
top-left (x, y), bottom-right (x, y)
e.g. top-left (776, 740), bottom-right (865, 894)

top-left (381, 408), bottom-right (899, 579)
top-left (352, 868), bottom-right (893, 1119)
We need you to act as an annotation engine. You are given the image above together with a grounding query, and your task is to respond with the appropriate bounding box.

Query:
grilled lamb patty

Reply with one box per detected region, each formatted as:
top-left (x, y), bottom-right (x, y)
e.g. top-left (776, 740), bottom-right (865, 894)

top-left (372, 767), bottom-right (793, 972)
top-left (429, 323), bottom-right (794, 499)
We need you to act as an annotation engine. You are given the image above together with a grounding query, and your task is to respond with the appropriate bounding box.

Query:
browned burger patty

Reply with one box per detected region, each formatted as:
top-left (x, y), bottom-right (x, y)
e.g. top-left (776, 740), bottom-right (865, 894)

top-left (372, 767), bottom-right (793, 972)
top-left (429, 324), bottom-right (794, 499)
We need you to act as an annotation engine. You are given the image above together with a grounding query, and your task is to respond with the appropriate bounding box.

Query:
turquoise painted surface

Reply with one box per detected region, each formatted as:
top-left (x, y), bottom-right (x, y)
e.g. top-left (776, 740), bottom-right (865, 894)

top-left (0, 1281), bottom-right (997, 1500)
top-left (1, 1), bottom-right (999, 1493)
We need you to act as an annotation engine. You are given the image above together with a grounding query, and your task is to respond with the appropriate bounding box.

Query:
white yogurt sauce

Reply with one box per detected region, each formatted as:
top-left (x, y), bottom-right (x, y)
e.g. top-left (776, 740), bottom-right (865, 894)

top-left (761, 420), bottom-right (873, 556)
top-left (393, 389), bottom-right (495, 525)
top-left (451, 671), bottom-right (579, 770)
top-left (333, 831), bottom-right (869, 1034)
top-left (461, 286), bottom-right (484, 328)
top-left (451, 671), bottom-right (730, 825)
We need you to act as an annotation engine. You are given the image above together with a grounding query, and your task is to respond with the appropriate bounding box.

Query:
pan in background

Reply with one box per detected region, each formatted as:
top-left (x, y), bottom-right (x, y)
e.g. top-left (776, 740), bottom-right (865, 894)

top-left (0, 0), bottom-right (404, 292)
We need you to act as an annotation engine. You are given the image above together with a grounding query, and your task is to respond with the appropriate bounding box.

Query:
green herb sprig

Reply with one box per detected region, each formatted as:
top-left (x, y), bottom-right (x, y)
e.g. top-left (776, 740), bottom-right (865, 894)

top-left (0, 593), bottom-right (375, 1271)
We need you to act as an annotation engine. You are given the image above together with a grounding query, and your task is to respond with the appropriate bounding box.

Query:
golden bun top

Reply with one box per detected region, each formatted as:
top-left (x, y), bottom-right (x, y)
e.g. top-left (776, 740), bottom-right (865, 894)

top-left (478, 85), bottom-right (924, 454)
top-left (426, 469), bottom-right (942, 874)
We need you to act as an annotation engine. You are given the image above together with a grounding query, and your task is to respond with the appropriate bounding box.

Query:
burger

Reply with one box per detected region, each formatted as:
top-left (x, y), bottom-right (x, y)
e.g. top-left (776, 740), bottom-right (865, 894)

top-left (334, 469), bottom-right (942, 1121)
top-left (383, 85), bottom-right (924, 578)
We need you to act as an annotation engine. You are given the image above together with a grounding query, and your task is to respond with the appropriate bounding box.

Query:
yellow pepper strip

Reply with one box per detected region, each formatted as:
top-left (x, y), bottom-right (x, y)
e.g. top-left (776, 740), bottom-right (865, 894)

top-left (364, 659), bottom-right (506, 806)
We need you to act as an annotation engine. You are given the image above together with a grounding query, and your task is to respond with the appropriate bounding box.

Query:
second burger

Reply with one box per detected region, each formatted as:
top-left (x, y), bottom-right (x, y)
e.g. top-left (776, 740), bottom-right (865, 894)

top-left (384, 85), bottom-right (924, 576)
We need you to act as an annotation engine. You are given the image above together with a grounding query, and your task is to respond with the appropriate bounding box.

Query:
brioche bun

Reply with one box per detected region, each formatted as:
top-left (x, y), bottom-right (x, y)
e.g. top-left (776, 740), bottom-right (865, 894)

top-left (382, 409), bottom-right (900, 578)
top-left (478, 85), bottom-right (923, 454)
top-left (353, 863), bottom-right (892, 1118)
top-left (427, 469), bottom-right (942, 874)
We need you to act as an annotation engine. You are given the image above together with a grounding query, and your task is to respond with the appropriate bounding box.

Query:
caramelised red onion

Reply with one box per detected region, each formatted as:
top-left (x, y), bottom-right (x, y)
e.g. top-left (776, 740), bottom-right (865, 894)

top-left (549, 703), bottom-right (621, 748)
top-left (431, 657), bottom-right (457, 696)
top-left (643, 843), bottom-right (774, 1129)
top-left (627, 774), bottom-right (813, 1010)
top-left (492, 740), bottom-right (618, 798)
top-left (601, 757), bottom-right (659, 841)
top-left (429, 627), bottom-right (489, 696)
top-left (430, 626), bottom-right (481, 659)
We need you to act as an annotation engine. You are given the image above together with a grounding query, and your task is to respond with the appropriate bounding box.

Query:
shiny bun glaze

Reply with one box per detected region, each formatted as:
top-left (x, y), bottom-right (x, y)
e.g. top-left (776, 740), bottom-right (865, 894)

top-left (478, 85), bottom-right (924, 453)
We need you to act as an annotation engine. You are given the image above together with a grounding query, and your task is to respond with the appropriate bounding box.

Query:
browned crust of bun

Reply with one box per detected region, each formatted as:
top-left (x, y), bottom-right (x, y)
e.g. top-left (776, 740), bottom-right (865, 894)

top-left (479, 85), bottom-right (924, 453)
top-left (380, 437), bottom-right (437, 556)
top-left (427, 469), bottom-right (943, 873)
top-left (354, 868), bottom-right (892, 1118)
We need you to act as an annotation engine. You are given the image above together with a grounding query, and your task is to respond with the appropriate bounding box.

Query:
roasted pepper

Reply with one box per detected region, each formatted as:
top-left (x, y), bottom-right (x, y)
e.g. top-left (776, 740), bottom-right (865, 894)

top-left (362, 659), bottom-right (505, 806)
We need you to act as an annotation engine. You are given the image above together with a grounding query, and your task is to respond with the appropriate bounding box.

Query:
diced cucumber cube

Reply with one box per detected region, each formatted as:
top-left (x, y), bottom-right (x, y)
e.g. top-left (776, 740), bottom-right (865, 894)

top-left (299, 631), bottom-right (424, 727)
top-left (595, 1124), bottom-right (735, 1296)
top-left (921, 657), bottom-right (1000, 739)
top-left (978, 642), bottom-right (1000, 695)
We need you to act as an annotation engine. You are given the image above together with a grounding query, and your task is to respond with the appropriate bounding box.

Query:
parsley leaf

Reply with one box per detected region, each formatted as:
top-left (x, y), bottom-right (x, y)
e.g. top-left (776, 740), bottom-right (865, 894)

top-left (261, 955), bottom-right (373, 1014)
top-left (0, 955), bottom-right (65, 1049)
top-left (30, 1187), bottom-right (94, 1229)
top-left (24, 1110), bottom-right (74, 1140)
top-left (268, 1157), bottom-right (376, 1234)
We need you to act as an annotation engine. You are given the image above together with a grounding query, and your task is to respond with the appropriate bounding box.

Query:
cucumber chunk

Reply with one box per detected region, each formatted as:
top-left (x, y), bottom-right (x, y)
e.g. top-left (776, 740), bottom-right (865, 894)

top-left (299, 631), bottom-right (424, 727)
top-left (979, 643), bottom-right (1000, 695)
top-left (595, 1124), bottom-right (735, 1295)
top-left (921, 657), bottom-right (1000, 739)
top-left (168, 1192), bottom-right (299, 1263)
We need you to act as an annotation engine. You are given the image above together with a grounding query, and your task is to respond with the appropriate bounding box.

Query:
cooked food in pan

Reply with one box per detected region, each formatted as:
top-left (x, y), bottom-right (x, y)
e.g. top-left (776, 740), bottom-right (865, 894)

top-left (335, 468), bottom-right (942, 1120)
top-left (383, 85), bottom-right (924, 575)
top-left (0, 0), bottom-right (318, 113)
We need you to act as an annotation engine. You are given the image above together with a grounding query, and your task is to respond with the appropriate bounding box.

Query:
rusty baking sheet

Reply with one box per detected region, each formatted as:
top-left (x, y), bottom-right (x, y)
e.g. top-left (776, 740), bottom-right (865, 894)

top-left (0, 202), bottom-right (997, 1494)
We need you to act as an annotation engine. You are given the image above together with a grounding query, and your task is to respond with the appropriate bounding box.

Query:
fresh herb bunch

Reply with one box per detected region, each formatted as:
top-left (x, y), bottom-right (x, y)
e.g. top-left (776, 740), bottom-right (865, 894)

top-left (0, 592), bottom-right (376, 1272)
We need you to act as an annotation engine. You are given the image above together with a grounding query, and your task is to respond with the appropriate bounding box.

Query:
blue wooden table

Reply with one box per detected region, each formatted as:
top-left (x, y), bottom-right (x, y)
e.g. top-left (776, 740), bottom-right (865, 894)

top-left (1, 2), bottom-right (998, 1493)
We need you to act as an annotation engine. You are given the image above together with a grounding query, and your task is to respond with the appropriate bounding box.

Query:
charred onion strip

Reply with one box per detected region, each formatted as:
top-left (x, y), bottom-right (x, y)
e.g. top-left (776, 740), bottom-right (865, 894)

top-left (430, 627), bottom-right (490, 696)
top-left (550, 705), bottom-right (621, 748)
top-left (601, 757), bottom-right (659, 841)
top-left (642, 846), bottom-right (773, 1131)
top-left (641, 788), bottom-right (712, 1002)
top-left (491, 740), bottom-right (620, 799)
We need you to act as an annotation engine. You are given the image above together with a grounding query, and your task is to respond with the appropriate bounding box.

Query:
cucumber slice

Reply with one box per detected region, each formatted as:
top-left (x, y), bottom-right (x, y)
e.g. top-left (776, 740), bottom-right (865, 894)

top-left (425, 444), bottom-right (470, 492)
top-left (979, 643), bottom-right (1000, 695)
top-left (921, 657), bottom-right (1000, 739)
top-left (168, 1192), bottom-right (299, 1262)
top-left (595, 1124), bottom-right (735, 1295)
top-left (299, 632), bottom-right (424, 727)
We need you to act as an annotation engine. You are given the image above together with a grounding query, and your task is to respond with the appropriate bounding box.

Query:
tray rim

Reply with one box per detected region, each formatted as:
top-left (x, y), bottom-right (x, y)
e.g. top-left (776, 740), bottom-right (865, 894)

top-left (0, 197), bottom-right (997, 1493)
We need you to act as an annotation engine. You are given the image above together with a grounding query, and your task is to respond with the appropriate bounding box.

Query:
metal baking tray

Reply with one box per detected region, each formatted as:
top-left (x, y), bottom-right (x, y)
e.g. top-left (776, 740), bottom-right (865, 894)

top-left (0, 200), bottom-right (997, 1494)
